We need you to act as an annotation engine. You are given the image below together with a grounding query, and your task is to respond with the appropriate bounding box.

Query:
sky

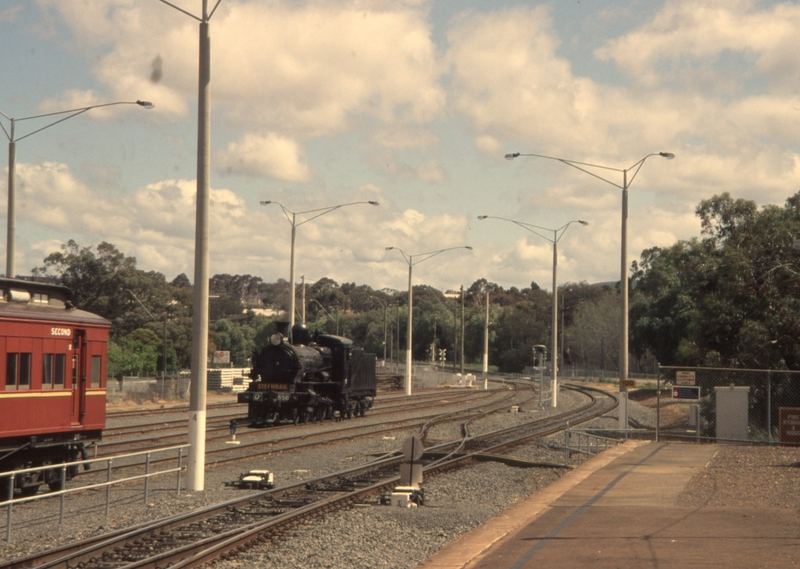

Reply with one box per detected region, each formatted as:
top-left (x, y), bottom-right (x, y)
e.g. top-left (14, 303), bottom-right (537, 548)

top-left (2, 0), bottom-right (800, 294)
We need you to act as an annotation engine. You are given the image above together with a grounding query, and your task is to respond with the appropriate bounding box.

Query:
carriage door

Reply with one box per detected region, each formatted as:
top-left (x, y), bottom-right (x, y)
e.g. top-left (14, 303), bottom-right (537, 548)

top-left (70, 330), bottom-right (88, 426)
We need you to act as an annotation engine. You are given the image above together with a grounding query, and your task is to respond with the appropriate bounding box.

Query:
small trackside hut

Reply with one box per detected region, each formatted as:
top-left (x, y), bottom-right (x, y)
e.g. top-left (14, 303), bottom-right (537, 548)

top-left (0, 277), bottom-right (110, 497)
top-left (238, 323), bottom-right (376, 426)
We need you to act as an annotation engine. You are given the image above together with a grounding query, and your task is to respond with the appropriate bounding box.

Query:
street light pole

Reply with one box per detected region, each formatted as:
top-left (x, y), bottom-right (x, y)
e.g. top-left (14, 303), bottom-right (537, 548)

top-left (261, 200), bottom-right (379, 343)
top-left (483, 289), bottom-right (489, 389)
top-left (310, 299), bottom-right (340, 336)
top-left (385, 246), bottom-right (472, 395)
top-left (478, 216), bottom-right (588, 406)
top-left (125, 289), bottom-right (168, 382)
top-left (0, 100), bottom-right (153, 278)
top-left (505, 151), bottom-right (674, 422)
top-left (460, 285), bottom-right (465, 375)
top-left (158, 0), bottom-right (224, 493)
top-left (371, 296), bottom-right (388, 361)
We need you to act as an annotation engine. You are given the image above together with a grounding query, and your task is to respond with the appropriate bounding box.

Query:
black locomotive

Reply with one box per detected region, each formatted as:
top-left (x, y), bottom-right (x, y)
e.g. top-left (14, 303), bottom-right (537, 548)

top-left (238, 323), bottom-right (376, 426)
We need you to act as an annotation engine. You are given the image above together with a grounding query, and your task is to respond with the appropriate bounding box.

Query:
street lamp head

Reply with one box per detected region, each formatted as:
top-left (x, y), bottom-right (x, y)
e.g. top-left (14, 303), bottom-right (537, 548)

top-left (136, 100), bottom-right (155, 109)
top-left (477, 215), bottom-right (488, 220)
top-left (465, 246), bottom-right (473, 250)
top-left (504, 153), bottom-right (520, 160)
top-left (578, 220), bottom-right (589, 225)
top-left (659, 152), bottom-right (675, 159)
top-left (260, 200), bottom-right (271, 205)
top-left (368, 201), bottom-right (380, 206)
top-left (385, 246), bottom-right (394, 251)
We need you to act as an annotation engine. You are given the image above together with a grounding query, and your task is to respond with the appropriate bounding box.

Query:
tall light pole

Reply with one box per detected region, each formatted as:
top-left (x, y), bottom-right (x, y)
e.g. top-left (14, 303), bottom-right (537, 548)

top-left (370, 296), bottom-right (388, 361)
top-left (483, 288), bottom-right (490, 389)
top-left (310, 298), bottom-right (339, 336)
top-left (158, 0), bottom-right (223, 493)
top-left (385, 246), bottom-right (472, 395)
top-left (0, 100), bottom-right (153, 278)
top-left (478, 216), bottom-right (587, 406)
top-left (505, 151), bottom-right (674, 422)
top-left (125, 289), bottom-right (168, 382)
top-left (261, 200), bottom-right (379, 343)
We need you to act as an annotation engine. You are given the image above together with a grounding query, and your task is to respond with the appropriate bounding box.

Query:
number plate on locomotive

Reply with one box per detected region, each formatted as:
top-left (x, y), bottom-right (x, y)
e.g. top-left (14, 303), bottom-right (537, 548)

top-left (255, 383), bottom-right (289, 392)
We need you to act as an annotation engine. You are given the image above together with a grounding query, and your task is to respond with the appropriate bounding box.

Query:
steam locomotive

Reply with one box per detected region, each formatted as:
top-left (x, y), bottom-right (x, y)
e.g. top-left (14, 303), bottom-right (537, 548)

top-left (238, 323), bottom-right (376, 426)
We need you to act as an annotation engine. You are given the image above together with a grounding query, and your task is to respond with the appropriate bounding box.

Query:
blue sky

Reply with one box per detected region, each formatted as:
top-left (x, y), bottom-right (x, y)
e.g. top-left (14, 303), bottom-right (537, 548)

top-left (2, 0), bottom-right (799, 293)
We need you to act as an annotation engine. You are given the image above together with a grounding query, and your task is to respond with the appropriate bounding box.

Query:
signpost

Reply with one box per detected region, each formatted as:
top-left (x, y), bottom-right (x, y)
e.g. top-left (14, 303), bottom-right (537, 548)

top-left (672, 386), bottom-right (701, 400)
top-left (675, 371), bottom-right (696, 385)
top-left (779, 407), bottom-right (800, 445)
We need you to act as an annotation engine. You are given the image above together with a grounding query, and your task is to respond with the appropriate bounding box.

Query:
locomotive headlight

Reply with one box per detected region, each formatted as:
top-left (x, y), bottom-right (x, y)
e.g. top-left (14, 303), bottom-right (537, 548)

top-left (269, 333), bottom-right (283, 346)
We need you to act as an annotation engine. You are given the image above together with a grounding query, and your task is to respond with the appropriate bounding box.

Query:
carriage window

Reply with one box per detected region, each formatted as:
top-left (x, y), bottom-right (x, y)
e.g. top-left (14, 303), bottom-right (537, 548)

top-left (6, 353), bottom-right (31, 390)
top-left (42, 354), bottom-right (67, 388)
top-left (55, 354), bottom-right (66, 387)
top-left (31, 293), bottom-right (49, 304)
top-left (91, 356), bottom-right (102, 388)
top-left (43, 354), bottom-right (53, 388)
top-left (5, 355), bottom-right (16, 389)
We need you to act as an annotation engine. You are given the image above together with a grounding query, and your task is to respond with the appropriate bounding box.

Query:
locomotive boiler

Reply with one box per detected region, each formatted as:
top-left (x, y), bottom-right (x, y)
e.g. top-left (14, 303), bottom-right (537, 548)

top-left (238, 323), bottom-right (376, 426)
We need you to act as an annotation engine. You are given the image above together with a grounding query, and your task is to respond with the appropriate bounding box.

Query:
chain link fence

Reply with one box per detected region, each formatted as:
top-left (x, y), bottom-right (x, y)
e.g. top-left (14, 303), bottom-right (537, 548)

top-left (657, 366), bottom-right (800, 444)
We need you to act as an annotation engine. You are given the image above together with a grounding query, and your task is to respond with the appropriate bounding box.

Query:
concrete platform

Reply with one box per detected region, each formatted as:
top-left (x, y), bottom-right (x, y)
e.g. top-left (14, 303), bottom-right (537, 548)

top-left (417, 441), bottom-right (800, 569)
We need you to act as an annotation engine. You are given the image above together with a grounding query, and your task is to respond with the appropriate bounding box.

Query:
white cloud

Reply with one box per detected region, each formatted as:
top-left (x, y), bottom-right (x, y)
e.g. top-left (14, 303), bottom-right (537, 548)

top-left (595, 0), bottom-right (800, 92)
top-left (36, 0), bottom-right (445, 136)
top-left (215, 132), bottom-right (312, 181)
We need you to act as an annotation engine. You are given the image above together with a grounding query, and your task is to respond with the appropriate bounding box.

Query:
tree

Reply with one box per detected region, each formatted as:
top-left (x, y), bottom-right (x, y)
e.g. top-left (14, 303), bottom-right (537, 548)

top-left (630, 192), bottom-right (800, 369)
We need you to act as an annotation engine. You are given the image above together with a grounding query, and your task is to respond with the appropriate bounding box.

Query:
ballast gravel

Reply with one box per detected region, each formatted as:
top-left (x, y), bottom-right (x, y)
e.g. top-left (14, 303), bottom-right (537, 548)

top-left (3, 383), bottom-right (798, 569)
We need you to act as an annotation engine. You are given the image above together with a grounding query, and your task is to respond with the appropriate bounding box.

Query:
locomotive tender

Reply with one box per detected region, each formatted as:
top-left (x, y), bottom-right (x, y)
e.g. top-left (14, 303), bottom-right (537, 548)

top-left (0, 277), bottom-right (110, 497)
top-left (239, 323), bottom-right (376, 425)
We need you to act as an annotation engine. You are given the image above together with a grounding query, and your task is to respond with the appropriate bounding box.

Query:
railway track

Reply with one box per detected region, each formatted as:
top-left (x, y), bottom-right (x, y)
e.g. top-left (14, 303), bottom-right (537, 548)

top-left (2, 382), bottom-right (616, 569)
top-left (73, 387), bottom-right (525, 484)
top-left (101, 389), bottom-right (487, 445)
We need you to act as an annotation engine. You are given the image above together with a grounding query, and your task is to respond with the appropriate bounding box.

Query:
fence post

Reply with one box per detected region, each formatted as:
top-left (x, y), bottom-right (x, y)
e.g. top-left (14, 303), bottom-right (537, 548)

top-left (656, 369), bottom-right (661, 442)
top-left (5, 473), bottom-right (12, 543)
top-left (144, 452), bottom-right (151, 504)
top-left (105, 459), bottom-right (113, 517)
top-left (59, 465), bottom-right (67, 525)
top-left (767, 370), bottom-right (772, 444)
top-left (176, 447), bottom-right (183, 495)
top-left (564, 430), bottom-right (569, 466)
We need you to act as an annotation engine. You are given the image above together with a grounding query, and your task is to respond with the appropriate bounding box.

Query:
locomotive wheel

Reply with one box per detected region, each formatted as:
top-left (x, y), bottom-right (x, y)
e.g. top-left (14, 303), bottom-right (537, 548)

top-left (304, 409), bottom-right (314, 424)
top-left (292, 409), bottom-right (300, 425)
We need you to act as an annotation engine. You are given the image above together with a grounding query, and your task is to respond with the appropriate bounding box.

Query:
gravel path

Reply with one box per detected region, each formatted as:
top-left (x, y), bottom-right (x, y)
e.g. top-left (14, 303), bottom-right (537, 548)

top-left (7, 383), bottom-right (795, 569)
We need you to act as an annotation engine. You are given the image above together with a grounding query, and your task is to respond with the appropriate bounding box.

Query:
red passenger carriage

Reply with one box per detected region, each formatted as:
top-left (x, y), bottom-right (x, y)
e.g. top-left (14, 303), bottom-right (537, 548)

top-left (0, 277), bottom-right (110, 496)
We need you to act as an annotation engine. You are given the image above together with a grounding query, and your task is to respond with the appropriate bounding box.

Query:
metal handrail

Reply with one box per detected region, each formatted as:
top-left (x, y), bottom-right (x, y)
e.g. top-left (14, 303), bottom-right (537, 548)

top-left (3, 444), bottom-right (188, 542)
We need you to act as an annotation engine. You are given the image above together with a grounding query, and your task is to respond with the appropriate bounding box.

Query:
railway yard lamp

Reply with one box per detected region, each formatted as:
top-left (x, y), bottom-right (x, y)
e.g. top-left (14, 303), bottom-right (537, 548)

top-left (505, 151), bottom-right (674, 424)
top-left (385, 246), bottom-right (473, 395)
top-left (0, 100), bottom-right (153, 279)
top-left (478, 216), bottom-right (587, 406)
top-left (260, 200), bottom-right (379, 343)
